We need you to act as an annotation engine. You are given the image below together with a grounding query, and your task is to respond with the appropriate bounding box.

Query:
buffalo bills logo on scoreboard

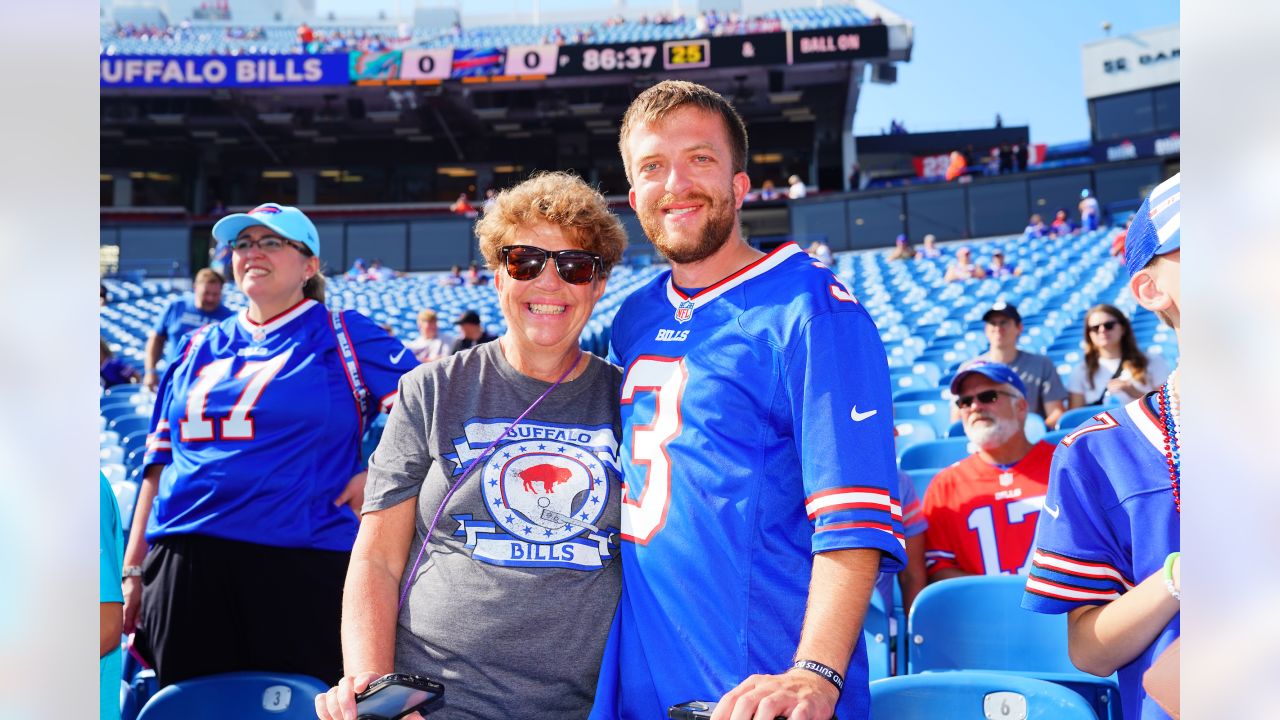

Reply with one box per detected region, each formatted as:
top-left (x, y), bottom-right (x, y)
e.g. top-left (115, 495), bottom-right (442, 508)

top-left (674, 300), bottom-right (695, 323)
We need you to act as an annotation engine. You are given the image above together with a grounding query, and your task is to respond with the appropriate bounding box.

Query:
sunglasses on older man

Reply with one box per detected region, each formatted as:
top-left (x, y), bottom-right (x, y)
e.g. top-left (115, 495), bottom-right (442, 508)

top-left (955, 389), bottom-right (1020, 410)
top-left (499, 245), bottom-right (603, 285)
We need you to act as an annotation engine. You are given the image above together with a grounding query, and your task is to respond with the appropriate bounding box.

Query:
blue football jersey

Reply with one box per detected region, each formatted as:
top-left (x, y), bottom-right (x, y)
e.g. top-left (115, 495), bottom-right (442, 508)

top-left (153, 295), bottom-right (233, 365)
top-left (1022, 394), bottom-right (1179, 720)
top-left (143, 299), bottom-right (417, 551)
top-left (595, 243), bottom-right (906, 720)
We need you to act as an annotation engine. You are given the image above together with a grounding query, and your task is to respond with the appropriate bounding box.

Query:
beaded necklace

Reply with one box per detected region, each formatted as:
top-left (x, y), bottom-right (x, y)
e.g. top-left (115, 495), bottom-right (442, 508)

top-left (1156, 369), bottom-right (1181, 513)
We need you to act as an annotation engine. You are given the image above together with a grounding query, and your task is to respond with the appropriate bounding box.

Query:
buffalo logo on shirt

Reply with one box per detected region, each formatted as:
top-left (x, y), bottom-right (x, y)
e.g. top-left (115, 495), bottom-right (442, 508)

top-left (450, 426), bottom-right (617, 571)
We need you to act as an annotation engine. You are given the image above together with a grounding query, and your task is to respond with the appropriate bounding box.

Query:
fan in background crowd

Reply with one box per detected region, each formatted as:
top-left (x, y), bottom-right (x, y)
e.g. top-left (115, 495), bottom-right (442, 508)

top-left (1066, 303), bottom-right (1169, 409)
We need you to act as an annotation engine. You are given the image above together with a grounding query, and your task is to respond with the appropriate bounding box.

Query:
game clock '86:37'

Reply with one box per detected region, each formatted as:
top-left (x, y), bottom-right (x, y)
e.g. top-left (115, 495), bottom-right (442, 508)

top-left (581, 45), bottom-right (657, 72)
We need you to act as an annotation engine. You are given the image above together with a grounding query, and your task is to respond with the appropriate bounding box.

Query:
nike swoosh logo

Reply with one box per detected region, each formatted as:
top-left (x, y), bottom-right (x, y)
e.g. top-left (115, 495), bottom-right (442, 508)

top-left (1043, 503), bottom-right (1060, 519)
top-left (850, 407), bottom-right (878, 422)
top-left (390, 347), bottom-right (408, 363)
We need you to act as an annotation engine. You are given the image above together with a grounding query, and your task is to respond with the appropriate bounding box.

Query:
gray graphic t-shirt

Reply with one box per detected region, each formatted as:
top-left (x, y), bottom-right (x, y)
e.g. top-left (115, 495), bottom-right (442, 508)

top-left (365, 339), bottom-right (622, 719)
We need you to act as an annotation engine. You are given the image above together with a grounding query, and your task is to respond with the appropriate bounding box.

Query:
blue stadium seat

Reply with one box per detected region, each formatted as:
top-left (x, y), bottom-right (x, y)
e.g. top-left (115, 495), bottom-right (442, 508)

top-left (908, 575), bottom-right (1119, 719)
top-left (898, 437), bottom-right (970, 471)
top-left (136, 672), bottom-right (331, 720)
top-left (893, 419), bottom-right (936, 457)
top-left (870, 671), bottom-right (1098, 720)
top-left (893, 386), bottom-right (951, 403)
top-left (1043, 429), bottom-right (1071, 445)
top-left (903, 468), bottom-right (937, 499)
top-left (865, 587), bottom-right (892, 681)
top-left (110, 416), bottom-right (151, 440)
top-left (1057, 404), bottom-right (1121, 433)
top-left (892, 400), bottom-right (952, 438)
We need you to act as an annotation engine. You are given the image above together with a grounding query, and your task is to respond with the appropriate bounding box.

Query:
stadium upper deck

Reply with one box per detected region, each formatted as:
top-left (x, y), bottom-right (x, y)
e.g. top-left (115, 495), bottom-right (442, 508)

top-left (101, 5), bottom-right (874, 56)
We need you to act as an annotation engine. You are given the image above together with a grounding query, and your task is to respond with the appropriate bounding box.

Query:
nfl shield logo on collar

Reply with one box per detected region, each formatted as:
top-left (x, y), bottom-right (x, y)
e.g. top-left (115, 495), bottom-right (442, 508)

top-left (674, 300), bottom-right (695, 323)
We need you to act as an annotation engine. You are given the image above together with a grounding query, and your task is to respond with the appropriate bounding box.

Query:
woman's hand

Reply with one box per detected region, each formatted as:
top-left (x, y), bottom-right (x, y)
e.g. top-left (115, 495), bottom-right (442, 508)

top-left (335, 471), bottom-right (367, 518)
top-left (1106, 378), bottom-right (1137, 399)
top-left (315, 671), bottom-right (379, 720)
top-left (122, 575), bottom-right (143, 633)
top-left (314, 672), bottom-right (428, 720)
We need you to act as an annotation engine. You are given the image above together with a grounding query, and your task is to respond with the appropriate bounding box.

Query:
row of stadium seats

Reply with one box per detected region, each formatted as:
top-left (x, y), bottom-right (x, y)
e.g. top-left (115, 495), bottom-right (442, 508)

top-left (120, 576), bottom-right (1108, 719)
top-left (100, 4), bottom-right (872, 55)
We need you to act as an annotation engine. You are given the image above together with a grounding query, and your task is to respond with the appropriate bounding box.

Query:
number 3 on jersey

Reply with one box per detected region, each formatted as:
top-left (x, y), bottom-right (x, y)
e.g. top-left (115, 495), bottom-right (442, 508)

top-left (620, 356), bottom-right (687, 544)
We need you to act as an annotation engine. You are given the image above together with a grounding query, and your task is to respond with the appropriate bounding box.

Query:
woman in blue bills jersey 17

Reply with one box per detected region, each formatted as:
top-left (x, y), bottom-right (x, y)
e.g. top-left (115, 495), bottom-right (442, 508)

top-left (121, 203), bottom-right (419, 688)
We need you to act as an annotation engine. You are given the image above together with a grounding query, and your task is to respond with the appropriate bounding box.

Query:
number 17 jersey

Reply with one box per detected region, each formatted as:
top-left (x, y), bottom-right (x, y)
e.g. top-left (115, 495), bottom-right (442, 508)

top-left (597, 243), bottom-right (906, 720)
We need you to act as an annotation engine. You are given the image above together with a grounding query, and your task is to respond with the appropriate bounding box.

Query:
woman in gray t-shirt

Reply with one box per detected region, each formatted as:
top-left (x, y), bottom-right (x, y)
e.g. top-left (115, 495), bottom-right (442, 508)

top-left (317, 172), bottom-right (628, 720)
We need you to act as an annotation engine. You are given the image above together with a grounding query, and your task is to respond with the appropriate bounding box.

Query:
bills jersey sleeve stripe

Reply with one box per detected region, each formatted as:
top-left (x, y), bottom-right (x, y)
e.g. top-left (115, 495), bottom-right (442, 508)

top-left (816, 520), bottom-right (905, 548)
top-left (1026, 575), bottom-right (1122, 603)
top-left (805, 488), bottom-right (900, 520)
top-left (1032, 549), bottom-right (1135, 589)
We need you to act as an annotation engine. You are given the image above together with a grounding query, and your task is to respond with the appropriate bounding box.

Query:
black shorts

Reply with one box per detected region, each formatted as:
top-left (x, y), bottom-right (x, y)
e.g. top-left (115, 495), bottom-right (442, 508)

top-left (135, 533), bottom-right (350, 687)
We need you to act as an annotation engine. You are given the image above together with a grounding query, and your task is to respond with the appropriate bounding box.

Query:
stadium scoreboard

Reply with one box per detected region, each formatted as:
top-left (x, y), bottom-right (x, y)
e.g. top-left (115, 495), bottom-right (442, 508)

top-left (101, 25), bottom-right (890, 88)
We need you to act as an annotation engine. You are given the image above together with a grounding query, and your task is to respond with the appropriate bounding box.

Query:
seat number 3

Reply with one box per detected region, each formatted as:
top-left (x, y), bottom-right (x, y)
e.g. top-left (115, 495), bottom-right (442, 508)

top-left (619, 356), bottom-right (687, 544)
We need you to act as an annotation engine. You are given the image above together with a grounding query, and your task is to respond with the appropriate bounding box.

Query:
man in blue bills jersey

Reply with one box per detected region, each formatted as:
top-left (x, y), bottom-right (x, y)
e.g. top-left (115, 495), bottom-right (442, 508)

top-left (1023, 173), bottom-right (1182, 720)
top-left (591, 80), bottom-right (905, 720)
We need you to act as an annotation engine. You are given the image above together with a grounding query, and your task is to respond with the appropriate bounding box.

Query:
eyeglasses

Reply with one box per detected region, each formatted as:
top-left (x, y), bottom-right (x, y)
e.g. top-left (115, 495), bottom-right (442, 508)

top-left (499, 245), bottom-right (603, 286)
top-left (232, 235), bottom-right (305, 253)
top-left (955, 389), bottom-right (1020, 410)
top-left (1088, 320), bottom-right (1119, 334)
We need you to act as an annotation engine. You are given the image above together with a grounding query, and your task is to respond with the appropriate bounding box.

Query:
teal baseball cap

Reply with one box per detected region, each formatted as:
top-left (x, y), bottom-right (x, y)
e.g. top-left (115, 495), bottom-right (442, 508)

top-left (212, 203), bottom-right (320, 255)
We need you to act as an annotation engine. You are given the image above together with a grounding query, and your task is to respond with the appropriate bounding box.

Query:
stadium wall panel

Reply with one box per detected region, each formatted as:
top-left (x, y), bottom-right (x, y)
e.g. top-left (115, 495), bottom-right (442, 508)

top-left (408, 217), bottom-right (477, 271)
top-left (905, 188), bottom-right (966, 242)
top-left (346, 223), bottom-right (410, 271)
top-left (845, 194), bottom-right (904, 249)
top-left (791, 200), bottom-right (849, 250)
top-left (1094, 163), bottom-right (1164, 211)
top-left (967, 180), bottom-right (1029, 237)
top-left (314, 222), bottom-right (347, 277)
top-left (1027, 172), bottom-right (1092, 223)
top-left (114, 226), bottom-right (190, 277)
top-left (616, 212), bottom-right (655, 258)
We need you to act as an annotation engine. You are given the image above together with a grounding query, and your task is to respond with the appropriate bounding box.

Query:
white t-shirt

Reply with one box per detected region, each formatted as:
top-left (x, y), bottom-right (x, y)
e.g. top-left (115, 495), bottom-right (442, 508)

top-left (1067, 354), bottom-right (1170, 404)
top-left (789, 180), bottom-right (807, 199)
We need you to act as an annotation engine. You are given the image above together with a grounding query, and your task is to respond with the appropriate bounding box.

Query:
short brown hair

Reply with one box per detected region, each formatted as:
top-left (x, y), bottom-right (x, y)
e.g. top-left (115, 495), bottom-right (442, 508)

top-left (194, 268), bottom-right (225, 285)
top-left (417, 308), bottom-right (438, 324)
top-left (475, 171), bottom-right (627, 274)
top-left (618, 80), bottom-right (748, 185)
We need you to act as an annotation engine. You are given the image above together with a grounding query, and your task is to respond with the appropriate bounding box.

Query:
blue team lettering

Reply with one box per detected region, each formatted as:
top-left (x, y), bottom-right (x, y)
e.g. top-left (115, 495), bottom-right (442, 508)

top-left (510, 541), bottom-right (576, 561)
top-left (509, 426), bottom-right (593, 444)
top-left (655, 329), bottom-right (690, 342)
top-left (101, 57), bottom-right (325, 85)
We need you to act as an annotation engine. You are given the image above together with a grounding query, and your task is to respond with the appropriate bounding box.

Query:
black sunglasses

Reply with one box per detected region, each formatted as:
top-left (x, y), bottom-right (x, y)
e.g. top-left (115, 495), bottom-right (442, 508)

top-left (955, 389), bottom-right (1019, 410)
top-left (499, 245), bottom-right (603, 285)
top-left (1088, 320), bottom-right (1120, 334)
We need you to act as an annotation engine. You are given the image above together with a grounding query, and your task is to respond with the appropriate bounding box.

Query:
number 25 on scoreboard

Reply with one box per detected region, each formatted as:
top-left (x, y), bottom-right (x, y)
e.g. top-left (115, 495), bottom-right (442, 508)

top-left (663, 39), bottom-right (710, 70)
top-left (619, 356), bottom-right (688, 544)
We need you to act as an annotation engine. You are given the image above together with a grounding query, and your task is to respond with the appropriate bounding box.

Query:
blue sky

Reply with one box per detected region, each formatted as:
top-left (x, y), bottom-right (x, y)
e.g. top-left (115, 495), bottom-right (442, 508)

top-left (317, 0), bottom-right (1179, 145)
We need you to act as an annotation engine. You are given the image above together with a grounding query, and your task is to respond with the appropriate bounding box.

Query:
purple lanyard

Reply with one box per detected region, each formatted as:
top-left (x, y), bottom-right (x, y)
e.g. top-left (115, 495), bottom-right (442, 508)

top-left (396, 352), bottom-right (581, 612)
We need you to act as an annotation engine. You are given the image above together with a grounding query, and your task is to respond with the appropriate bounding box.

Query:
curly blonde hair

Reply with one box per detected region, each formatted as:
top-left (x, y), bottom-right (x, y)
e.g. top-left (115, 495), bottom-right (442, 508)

top-left (475, 171), bottom-right (627, 273)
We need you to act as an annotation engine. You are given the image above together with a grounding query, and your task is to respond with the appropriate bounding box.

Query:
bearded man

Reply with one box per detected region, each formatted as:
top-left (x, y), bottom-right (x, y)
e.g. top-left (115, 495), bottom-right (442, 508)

top-left (922, 361), bottom-right (1053, 580)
